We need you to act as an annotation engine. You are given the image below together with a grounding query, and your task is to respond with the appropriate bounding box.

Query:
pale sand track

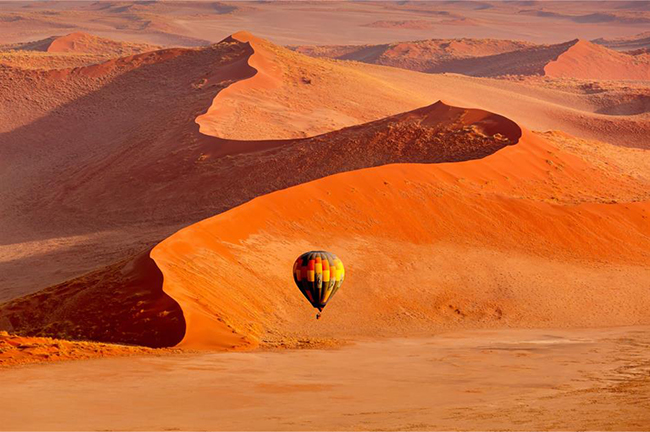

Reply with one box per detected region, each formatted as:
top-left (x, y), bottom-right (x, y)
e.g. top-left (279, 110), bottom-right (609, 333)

top-left (1, 327), bottom-right (649, 431)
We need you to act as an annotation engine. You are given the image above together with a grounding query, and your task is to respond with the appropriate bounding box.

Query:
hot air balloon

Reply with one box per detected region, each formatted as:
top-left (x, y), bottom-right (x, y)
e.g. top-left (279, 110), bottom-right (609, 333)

top-left (293, 251), bottom-right (345, 319)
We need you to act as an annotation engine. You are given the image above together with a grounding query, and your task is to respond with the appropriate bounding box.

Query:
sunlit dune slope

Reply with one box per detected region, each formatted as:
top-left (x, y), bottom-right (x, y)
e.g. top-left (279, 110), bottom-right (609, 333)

top-left (544, 40), bottom-right (650, 80)
top-left (196, 31), bottom-right (440, 140)
top-left (2, 103), bottom-right (649, 349)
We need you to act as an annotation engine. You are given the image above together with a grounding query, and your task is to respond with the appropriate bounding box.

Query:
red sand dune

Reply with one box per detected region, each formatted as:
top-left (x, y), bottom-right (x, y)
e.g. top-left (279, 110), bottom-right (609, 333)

top-left (151, 127), bottom-right (650, 350)
top-left (46, 31), bottom-right (157, 55)
top-left (2, 101), bottom-right (649, 349)
top-left (196, 31), bottom-right (443, 140)
top-left (0, 32), bottom-right (160, 69)
top-left (545, 39), bottom-right (650, 80)
top-left (0, 101), bottom-right (523, 347)
top-left (1, 32), bottom-right (648, 304)
top-left (1, 32), bottom-right (649, 350)
top-left (294, 38), bottom-right (650, 80)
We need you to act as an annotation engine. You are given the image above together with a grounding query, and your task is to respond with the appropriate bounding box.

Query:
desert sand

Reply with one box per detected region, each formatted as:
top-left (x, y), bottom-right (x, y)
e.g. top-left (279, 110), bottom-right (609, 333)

top-left (1, 2), bottom-right (649, 430)
top-left (2, 327), bottom-right (650, 430)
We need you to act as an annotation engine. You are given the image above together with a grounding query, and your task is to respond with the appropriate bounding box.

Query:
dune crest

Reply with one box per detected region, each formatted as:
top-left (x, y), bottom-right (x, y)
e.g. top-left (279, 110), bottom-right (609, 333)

top-left (195, 32), bottom-right (442, 140)
top-left (45, 31), bottom-right (158, 55)
top-left (544, 39), bottom-right (650, 80)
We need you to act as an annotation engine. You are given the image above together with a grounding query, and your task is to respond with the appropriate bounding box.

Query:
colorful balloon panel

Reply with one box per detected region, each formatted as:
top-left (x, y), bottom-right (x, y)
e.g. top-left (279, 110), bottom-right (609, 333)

top-left (293, 251), bottom-right (344, 311)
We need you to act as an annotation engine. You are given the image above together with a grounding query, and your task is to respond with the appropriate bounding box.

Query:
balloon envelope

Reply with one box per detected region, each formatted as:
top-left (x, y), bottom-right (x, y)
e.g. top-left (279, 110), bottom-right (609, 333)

top-left (293, 251), bottom-right (344, 311)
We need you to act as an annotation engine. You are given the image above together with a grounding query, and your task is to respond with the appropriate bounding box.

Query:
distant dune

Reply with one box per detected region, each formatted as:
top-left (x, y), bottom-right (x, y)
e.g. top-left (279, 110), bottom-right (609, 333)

top-left (291, 38), bottom-right (535, 73)
top-left (1, 31), bottom-right (157, 55)
top-left (593, 31), bottom-right (650, 51)
top-left (544, 39), bottom-right (650, 80)
top-left (292, 38), bottom-right (650, 80)
top-left (0, 32), bottom-right (159, 69)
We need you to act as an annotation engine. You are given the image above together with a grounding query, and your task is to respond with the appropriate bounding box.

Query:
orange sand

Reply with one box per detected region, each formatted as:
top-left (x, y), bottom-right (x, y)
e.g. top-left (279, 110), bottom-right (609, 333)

top-left (2, 327), bottom-right (650, 430)
top-left (0, 331), bottom-right (167, 368)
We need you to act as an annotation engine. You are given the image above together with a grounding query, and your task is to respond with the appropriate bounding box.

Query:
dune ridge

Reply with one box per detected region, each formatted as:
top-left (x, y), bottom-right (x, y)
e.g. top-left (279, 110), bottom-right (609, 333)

top-left (291, 38), bottom-right (536, 73)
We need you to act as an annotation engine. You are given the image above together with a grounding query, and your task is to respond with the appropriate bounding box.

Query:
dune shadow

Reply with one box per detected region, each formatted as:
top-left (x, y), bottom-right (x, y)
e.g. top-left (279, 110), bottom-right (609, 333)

top-left (0, 250), bottom-right (185, 348)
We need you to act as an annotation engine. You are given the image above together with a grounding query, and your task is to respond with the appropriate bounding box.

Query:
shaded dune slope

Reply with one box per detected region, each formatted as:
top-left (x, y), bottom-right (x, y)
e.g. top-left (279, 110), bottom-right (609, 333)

top-left (1, 253), bottom-right (185, 348)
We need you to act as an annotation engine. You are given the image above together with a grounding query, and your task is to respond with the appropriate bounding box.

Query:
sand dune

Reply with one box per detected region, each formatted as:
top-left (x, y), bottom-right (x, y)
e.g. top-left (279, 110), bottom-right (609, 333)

top-left (0, 101), bottom-right (523, 346)
top-left (199, 34), bottom-right (650, 146)
top-left (196, 31), bottom-right (441, 140)
top-left (593, 31), bottom-right (650, 51)
top-left (294, 38), bottom-right (650, 80)
top-left (545, 39), bottom-right (650, 80)
top-left (1, 32), bottom-right (649, 349)
top-left (1, 31), bottom-right (157, 55)
top-left (0, 32), bottom-right (159, 69)
top-left (2, 100), bottom-right (648, 349)
top-left (150, 128), bottom-right (650, 350)
top-left (1, 32), bottom-right (649, 302)
top-left (291, 38), bottom-right (536, 73)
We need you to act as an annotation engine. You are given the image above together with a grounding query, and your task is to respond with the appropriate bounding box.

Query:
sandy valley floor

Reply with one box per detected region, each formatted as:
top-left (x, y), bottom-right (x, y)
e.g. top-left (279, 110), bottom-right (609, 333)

top-left (2, 326), bottom-right (649, 431)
